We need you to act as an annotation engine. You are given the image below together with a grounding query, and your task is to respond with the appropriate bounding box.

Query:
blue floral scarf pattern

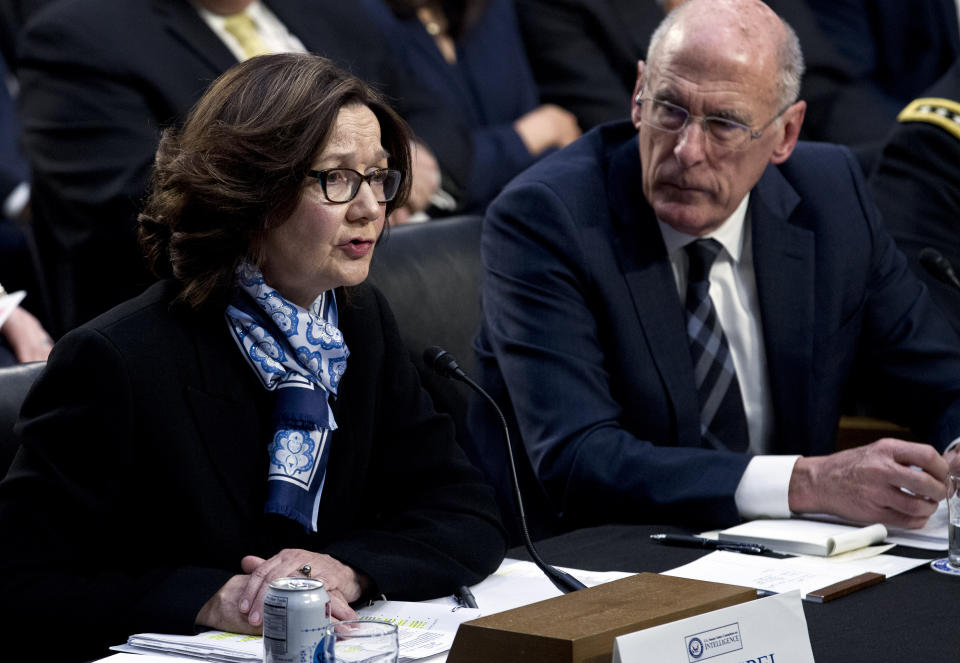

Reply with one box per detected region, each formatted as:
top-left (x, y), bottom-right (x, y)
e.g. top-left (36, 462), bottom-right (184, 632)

top-left (225, 263), bottom-right (349, 532)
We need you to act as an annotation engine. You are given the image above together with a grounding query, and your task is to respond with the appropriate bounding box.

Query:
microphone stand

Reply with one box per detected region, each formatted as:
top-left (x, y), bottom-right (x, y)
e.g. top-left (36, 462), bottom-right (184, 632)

top-left (423, 347), bottom-right (586, 593)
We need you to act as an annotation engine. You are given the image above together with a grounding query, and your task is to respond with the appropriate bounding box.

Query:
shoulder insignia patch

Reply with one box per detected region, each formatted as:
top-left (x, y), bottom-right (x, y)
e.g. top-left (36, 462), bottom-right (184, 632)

top-left (897, 97), bottom-right (960, 140)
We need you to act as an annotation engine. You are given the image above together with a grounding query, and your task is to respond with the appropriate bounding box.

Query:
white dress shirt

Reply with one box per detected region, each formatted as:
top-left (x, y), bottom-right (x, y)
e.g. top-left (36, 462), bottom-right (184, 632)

top-left (195, 1), bottom-right (306, 61)
top-left (658, 194), bottom-right (799, 519)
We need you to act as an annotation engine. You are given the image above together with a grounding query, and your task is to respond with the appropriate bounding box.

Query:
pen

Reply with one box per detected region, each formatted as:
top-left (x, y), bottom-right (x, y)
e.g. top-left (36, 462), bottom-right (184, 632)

top-left (454, 585), bottom-right (478, 609)
top-left (649, 533), bottom-right (770, 555)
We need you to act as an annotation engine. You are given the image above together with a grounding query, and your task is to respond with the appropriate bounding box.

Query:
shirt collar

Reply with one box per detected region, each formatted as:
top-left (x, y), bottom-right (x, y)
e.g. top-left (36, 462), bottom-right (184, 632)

top-left (194, 1), bottom-right (264, 26)
top-left (657, 193), bottom-right (751, 264)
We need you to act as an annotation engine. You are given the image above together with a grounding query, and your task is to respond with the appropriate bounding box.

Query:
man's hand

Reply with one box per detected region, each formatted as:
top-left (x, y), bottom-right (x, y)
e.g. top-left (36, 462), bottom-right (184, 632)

top-left (945, 445), bottom-right (960, 474)
top-left (788, 438), bottom-right (948, 529)
top-left (236, 550), bottom-right (368, 627)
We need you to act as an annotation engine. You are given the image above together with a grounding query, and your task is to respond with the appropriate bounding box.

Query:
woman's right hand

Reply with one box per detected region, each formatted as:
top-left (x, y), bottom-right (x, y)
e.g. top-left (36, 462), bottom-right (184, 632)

top-left (514, 104), bottom-right (582, 156)
top-left (196, 575), bottom-right (261, 634)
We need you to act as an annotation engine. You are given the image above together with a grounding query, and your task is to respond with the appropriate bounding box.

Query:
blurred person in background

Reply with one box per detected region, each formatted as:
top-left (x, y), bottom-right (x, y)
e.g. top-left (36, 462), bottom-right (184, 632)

top-left (363, 0), bottom-right (580, 213)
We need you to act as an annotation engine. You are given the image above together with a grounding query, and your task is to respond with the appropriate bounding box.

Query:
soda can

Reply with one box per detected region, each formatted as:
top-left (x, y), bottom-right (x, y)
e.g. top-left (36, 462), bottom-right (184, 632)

top-left (263, 577), bottom-right (332, 663)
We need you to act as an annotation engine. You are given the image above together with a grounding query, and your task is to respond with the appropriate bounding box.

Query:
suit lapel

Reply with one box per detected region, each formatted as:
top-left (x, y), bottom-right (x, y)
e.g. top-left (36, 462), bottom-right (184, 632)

top-left (154, 0), bottom-right (238, 75)
top-left (751, 165), bottom-right (815, 454)
top-left (607, 137), bottom-right (702, 446)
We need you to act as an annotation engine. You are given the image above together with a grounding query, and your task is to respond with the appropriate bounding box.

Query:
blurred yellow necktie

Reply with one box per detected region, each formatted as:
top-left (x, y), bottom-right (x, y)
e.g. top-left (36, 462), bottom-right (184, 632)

top-left (222, 11), bottom-right (271, 60)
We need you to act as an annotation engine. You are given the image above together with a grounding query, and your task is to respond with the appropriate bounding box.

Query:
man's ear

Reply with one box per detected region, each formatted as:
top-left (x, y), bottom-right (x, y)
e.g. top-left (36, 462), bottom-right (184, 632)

top-left (630, 60), bottom-right (646, 130)
top-left (769, 100), bottom-right (806, 165)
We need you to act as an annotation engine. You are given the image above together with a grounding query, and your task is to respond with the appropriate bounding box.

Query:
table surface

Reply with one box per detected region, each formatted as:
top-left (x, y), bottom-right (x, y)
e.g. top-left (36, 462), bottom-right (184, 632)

top-left (508, 524), bottom-right (957, 663)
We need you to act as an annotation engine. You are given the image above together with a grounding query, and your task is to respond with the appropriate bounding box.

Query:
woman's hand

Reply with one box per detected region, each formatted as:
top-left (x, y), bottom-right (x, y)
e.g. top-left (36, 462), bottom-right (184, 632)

top-left (236, 550), bottom-right (370, 627)
top-left (195, 575), bottom-right (261, 634)
top-left (514, 104), bottom-right (582, 156)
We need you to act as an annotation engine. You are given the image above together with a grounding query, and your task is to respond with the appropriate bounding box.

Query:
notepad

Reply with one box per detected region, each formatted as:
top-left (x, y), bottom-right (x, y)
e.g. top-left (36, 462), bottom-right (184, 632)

top-left (717, 519), bottom-right (888, 556)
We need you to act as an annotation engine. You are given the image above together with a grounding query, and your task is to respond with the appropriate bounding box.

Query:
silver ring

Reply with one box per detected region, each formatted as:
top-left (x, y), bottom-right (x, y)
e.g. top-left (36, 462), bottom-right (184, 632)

top-left (298, 564), bottom-right (312, 577)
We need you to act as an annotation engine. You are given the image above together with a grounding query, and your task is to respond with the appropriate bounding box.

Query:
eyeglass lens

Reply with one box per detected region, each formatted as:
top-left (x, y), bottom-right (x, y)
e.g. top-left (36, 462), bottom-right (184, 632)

top-left (642, 99), bottom-right (750, 149)
top-left (322, 168), bottom-right (401, 203)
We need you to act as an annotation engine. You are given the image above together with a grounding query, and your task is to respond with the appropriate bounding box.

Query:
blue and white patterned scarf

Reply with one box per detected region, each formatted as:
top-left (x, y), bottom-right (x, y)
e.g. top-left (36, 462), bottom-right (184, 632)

top-left (225, 263), bottom-right (349, 532)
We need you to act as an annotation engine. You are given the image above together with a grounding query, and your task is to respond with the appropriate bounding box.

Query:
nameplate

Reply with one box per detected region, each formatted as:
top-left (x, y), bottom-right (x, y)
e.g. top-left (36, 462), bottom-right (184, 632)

top-left (612, 590), bottom-right (813, 663)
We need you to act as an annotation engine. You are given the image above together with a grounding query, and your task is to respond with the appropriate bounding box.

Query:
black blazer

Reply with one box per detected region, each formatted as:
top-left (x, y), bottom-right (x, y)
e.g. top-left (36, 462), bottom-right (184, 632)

top-left (0, 281), bottom-right (506, 662)
top-left (17, 0), bottom-right (472, 335)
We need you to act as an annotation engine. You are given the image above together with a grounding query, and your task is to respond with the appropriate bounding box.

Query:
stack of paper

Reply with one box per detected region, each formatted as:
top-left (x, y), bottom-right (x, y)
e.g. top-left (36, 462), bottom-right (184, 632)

top-left (717, 519), bottom-right (888, 556)
top-left (125, 631), bottom-right (262, 662)
top-left (123, 605), bottom-right (481, 663)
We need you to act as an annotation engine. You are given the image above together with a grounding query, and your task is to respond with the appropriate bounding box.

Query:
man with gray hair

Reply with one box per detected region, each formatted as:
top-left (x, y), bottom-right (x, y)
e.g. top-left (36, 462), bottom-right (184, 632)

top-left (472, 0), bottom-right (960, 537)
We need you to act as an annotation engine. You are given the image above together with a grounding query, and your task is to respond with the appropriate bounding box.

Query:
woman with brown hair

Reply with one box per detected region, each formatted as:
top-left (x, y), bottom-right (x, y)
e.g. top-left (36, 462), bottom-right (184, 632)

top-left (0, 52), bottom-right (505, 662)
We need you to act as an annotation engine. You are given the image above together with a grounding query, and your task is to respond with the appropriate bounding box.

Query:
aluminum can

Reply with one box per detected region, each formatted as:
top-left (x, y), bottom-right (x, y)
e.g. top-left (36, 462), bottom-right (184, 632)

top-left (263, 577), bottom-right (332, 663)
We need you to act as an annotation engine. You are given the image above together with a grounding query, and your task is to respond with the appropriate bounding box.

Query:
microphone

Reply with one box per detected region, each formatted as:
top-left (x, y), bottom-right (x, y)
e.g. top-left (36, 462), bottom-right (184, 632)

top-left (423, 346), bottom-right (587, 594)
top-left (919, 247), bottom-right (960, 292)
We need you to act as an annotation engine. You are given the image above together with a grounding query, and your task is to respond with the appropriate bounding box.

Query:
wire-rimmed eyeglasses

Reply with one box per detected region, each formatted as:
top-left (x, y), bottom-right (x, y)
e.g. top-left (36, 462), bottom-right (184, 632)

top-left (636, 96), bottom-right (791, 151)
top-left (307, 168), bottom-right (403, 203)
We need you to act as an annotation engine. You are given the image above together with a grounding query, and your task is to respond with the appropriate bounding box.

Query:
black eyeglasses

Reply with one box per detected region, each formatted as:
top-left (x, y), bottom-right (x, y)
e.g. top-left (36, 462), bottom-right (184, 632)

top-left (636, 96), bottom-right (790, 151)
top-left (306, 168), bottom-right (403, 203)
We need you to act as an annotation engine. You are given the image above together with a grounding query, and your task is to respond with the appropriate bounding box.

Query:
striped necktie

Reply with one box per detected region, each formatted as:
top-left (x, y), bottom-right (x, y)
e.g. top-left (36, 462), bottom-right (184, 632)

top-left (222, 11), bottom-right (271, 60)
top-left (684, 238), bottom-right (749, 452)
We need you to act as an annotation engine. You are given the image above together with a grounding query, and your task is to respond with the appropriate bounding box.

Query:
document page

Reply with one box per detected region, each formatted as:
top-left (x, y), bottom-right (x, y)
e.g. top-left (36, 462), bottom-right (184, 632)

top-left (422, 558), bottom-right (634, 615)
top-left (663, 550), bottom-right (929, 599)
top-left (718, 519), bottom-right (887, 555)
top-left (0, 290), bottom-right (25, 329)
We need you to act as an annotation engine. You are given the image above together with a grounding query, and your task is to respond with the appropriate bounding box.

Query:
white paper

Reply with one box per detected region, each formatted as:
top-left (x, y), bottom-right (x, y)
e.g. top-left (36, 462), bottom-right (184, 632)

top-left (612, 591), bottom-right (813, 663)
top-left (884, 499), bottom-right (949, 550)
top-left (663, 550), bottom-right (929, 599)
top-left (357, 600), bottom-right (481, 662)
top-left (0, 290), bottom-right (26, 330)
top-left (102, 654), bottom-right (206, 663)
top-left (124, 630), bottom-right (262, 661)
top-left (422, 558), bottom-right (633, 616)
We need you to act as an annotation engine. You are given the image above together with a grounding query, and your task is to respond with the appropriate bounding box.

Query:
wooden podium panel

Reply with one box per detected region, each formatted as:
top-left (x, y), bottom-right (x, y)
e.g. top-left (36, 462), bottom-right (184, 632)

top-left (446, 573), bottom-right (756, 663)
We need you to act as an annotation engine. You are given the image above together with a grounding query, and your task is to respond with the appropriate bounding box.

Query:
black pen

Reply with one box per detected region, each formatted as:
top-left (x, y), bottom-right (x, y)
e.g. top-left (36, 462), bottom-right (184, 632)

top-left (650, 533), bottom-right (769, 555)
top-left (454, 585), bottom-right (478, 609)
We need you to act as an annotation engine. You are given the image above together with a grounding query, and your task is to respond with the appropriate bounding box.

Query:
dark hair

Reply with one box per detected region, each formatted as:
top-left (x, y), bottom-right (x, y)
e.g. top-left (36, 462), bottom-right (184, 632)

top-left (384, 0), bottom-right (489, 40)
top-left (138, 53), bottom-right (412, 310)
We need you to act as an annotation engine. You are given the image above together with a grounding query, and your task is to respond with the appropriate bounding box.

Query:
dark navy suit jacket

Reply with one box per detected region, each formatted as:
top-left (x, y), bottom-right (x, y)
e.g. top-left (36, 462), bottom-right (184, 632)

top-left (473, 121), bottom-right (960, 534)
top-left (363, 0), bottom-right (540, 212)
top-left (0, 53), bottom-right (25, 204)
